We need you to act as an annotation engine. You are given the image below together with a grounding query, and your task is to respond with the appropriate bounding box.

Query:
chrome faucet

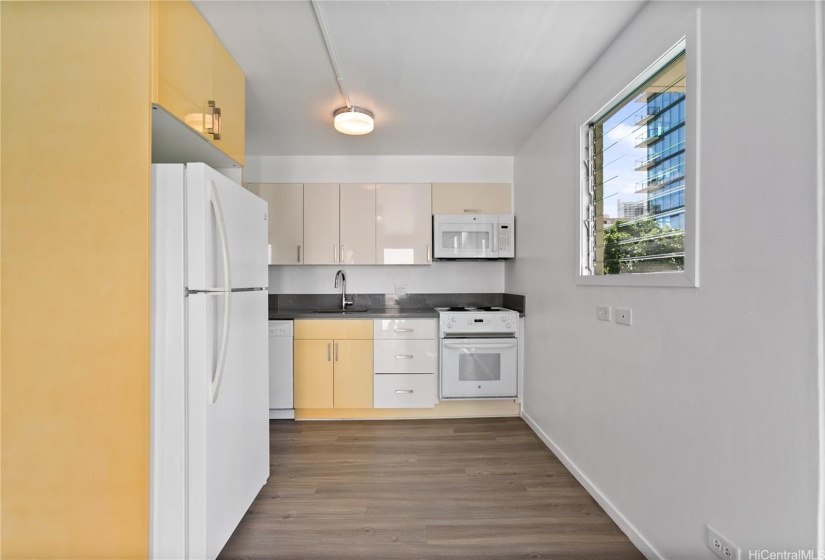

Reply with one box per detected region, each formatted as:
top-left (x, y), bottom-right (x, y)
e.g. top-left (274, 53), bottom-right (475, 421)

top-left (334, 269), bottom-right (353, 310)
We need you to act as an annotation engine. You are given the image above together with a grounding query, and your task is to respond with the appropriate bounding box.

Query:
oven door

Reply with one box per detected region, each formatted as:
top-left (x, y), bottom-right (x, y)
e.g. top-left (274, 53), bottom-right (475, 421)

top-left (440, 337), bottom-right (518, 399)
top-left (433, 218), bottom-right (498, 259)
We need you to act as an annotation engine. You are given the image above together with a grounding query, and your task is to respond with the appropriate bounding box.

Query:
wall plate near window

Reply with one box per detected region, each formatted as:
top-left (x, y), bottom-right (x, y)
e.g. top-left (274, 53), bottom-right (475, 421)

top-left (577, 24), bottom-right (699, 288)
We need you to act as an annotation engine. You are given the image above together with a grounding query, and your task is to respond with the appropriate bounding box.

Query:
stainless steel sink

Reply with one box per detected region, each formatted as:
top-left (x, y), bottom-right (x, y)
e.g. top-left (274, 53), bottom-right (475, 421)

top-left (312, 309), bottom-right (370, 314)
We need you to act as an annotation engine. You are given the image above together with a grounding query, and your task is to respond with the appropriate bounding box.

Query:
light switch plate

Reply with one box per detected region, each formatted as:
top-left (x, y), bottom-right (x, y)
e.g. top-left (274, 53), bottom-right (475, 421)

top-left (616, 308), bottom-right (632, 326)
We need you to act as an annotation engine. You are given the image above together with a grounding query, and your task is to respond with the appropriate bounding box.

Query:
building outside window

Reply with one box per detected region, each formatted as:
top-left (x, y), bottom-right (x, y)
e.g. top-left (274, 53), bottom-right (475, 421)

top-left (582, 48), bottom-right (686, 276)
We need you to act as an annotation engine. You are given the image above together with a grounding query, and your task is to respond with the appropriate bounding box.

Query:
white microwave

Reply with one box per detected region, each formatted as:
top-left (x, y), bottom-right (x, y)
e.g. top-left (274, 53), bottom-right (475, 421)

top-left (432, 214), bottom-right (515, 259)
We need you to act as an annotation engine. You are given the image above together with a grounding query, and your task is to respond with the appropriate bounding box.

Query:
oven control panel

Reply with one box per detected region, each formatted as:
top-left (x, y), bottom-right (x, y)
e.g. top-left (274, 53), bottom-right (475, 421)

top-left (439, 312), bottom-right (519, 336)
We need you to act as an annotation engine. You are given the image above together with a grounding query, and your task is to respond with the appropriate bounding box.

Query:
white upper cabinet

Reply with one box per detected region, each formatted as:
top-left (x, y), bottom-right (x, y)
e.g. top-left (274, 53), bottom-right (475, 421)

top-left (431, 183), bottom-right (512, 214)
top-left (246, 183), bottom-right (303, 265)
top-left (303, 183), bottom-right (340, 265)
top-left (376, 183), bottom-right (432, 265)
top-left (339, 184), bottom-right (376, 265)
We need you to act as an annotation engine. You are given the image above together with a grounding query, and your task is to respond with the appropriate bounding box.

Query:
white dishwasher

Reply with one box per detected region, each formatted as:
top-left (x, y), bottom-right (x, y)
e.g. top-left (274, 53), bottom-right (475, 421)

top-left (268, 320), bottom-right (294, 419)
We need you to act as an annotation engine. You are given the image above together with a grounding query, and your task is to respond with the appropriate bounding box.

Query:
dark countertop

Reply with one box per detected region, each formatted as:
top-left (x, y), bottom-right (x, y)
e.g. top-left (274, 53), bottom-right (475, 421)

top-left (268, 307), bottom-right (440, 320)
top-left (268, 293), bottom-right (525, 321)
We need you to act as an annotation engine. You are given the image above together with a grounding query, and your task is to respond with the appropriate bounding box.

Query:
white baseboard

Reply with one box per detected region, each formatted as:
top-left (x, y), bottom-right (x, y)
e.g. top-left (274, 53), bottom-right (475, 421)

top-left (269, 408), bottom-right (295, 420)
top-left (520, 410), bottom-right (664, 560)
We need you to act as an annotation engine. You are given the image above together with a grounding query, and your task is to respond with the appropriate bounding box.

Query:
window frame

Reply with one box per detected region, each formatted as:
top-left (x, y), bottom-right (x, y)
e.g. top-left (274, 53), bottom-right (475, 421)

top-left (577, 24), bottom-right (699, 288)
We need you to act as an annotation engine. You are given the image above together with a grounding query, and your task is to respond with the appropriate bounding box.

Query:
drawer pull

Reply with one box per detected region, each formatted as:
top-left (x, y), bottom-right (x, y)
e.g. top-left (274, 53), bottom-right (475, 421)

top-left (327, 343), bottom-right (331, 361)
top-left (395, 355), bottom-right (414, 359)
top-left (394, 328), bottom-right (413, 333)
top-left (395, 390), bottom-right (414, 394)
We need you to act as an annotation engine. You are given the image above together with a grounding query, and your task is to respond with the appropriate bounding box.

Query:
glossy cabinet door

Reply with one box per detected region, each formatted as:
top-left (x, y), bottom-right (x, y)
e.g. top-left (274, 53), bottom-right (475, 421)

top-left (303, 184), bottom-right (340, 264)
top-left (293, 339), bottom-right (334, 409)
top-left (211, 37), bottom-right (245, 166)
top-left (155, 0), bottom-right (213, 139)
top-left (339, 184), bottom-right (376, 265)
top-left (246, 183), bottom-right (303, 265)
top-left (376, 183), bottom-right (432, 265)
top-left (294, 320), bottom-right (373, 410)
top-left (431, 183), bottom-right (512, 214)
top-left (333, 339), bottom-right (374, 408)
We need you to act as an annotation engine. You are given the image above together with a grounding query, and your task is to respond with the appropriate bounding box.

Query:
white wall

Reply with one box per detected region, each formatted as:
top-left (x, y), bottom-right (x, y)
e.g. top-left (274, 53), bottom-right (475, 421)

top-left (508, 1), bottom-right (823, 558)
top-left (246, 155), bottom-right (513, 294)
top-left (270, 262), bottom-right (504, 294)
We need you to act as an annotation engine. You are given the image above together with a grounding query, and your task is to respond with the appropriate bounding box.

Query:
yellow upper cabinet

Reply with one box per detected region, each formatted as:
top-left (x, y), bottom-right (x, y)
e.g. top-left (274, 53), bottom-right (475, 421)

top-left (153, 0), bottom-right (245, 166)
top-left (431, 183), bottom-right (512, 214)
top-left (211, 37), bottom-right (246, 166)
top-left (155, 1), bottom-right (212, 134)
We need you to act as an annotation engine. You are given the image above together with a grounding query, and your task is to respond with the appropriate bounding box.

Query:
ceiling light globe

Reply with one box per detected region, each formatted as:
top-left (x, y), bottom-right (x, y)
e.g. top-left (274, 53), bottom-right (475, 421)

top-left (333, 107), bottom-right (374, 135)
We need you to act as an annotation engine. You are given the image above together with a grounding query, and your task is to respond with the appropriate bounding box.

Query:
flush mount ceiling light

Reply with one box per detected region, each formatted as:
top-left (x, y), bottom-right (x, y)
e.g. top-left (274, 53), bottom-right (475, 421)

top-left (333, 107), bottom-right (374, 135)
top-left (312, 1), bottom-right (375, 136)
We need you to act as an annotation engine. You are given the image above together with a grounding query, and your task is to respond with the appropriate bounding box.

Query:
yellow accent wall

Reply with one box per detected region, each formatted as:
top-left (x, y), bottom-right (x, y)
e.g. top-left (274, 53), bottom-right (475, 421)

top-left (1, 2), bottom-right (151, 557)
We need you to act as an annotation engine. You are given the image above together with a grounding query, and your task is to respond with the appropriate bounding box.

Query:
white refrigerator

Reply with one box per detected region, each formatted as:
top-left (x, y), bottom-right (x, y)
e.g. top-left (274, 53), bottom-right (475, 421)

top-left (151, 163), bottom-right (269, 560)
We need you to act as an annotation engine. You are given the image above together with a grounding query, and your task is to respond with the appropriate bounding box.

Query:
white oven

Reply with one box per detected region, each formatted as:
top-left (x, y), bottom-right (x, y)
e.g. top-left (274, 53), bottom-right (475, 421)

top-left (438, 307), bottom-right (519, 400)
top-left (432, 214), bottom-right (514, 259)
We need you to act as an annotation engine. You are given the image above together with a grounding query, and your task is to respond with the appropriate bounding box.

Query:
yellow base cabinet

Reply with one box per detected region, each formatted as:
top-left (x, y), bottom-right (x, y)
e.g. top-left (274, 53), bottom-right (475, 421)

top-left (333, 339), bottom-right (374, 408)
top-left (293, 339), bottom-right (334, 408)
top-left (294, 321), bottom-right (373, 409)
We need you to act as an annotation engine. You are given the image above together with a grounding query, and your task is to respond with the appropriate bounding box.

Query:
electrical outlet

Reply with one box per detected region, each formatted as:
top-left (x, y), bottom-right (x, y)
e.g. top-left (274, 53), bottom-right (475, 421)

top-left (597, 306), bottom-right (611, 321)
top-left (393, 283), bottom-right (408, 293)
top-left (616, 308), bottom-right (632, 326)
top-left (707, 525), bottom-right (740, 560)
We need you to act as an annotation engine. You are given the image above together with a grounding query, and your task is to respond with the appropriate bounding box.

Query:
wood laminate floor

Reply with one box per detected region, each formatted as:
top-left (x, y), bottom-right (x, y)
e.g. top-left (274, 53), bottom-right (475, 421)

top-left (218, 417), bottom-right (644, 560)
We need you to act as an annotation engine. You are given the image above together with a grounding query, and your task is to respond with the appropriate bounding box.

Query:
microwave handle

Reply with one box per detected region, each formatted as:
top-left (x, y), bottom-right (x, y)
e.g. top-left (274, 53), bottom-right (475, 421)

top-left (493, 226), bottom-right (498, 253)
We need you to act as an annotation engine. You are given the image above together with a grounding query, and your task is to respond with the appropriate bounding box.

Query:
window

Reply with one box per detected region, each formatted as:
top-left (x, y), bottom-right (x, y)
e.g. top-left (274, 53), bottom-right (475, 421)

top-left (581, 40), bottom-right (693, 284)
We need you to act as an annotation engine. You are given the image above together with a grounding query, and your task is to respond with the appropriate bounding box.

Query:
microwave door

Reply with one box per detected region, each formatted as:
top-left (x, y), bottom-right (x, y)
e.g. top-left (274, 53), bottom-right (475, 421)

top-left (436, 222), bottom-right (497, 258)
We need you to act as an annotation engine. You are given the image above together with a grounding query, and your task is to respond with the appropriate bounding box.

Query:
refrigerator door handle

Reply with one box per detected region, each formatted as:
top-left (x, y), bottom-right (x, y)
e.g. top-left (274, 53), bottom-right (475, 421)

top-left (209, 179), bottom-right (232, 292)
top-left (209, 291), bottom-right (231, 404)
top-left (209, 179), bottom-right (232, 404)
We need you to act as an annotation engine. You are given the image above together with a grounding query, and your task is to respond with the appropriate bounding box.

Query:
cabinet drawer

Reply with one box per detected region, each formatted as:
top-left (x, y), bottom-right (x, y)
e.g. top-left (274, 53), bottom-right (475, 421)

top-left (374, 340), bottom-right (437, 373)
top-left (374, 318), bottom-right (437, 340)
top-left (374, 374), bottom-right (437, 408)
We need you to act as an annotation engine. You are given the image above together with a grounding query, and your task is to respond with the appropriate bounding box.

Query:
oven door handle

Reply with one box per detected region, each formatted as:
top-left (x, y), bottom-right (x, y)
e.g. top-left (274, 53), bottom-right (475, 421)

top-left (443, 341), bottom-right (518, 349)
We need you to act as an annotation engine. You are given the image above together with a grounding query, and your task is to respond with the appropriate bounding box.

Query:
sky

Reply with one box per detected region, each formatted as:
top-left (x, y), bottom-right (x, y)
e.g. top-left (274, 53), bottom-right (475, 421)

top-left (599, 99), bottom-right (649, 219)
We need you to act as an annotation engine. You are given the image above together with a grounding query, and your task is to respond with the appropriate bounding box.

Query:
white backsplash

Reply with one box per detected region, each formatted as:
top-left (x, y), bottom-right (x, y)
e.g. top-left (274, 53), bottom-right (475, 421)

top-left (269, 261), bottom-right (505, 294)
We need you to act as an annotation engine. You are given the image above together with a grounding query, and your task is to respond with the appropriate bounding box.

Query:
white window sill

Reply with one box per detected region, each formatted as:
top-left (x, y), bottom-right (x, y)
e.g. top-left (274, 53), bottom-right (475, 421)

top-left (576, 270), bottom-right (698, 288)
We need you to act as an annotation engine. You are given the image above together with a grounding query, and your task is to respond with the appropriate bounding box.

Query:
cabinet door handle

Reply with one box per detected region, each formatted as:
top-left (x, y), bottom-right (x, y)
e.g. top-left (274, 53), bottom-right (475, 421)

top-left (395, 355), bottom-right (414, 359)
top-left (394, 328), bottom-right (413, 333)
top-left (297, 245), bottom-right (302, 263)
top-left (340, 245), bottom-right (345, 263)
top-left (334, 245), bottom-right (338, 263)
top-left (207, 100), bottom-right (221, 140)
top-left (463, 208), bottom-right (481, 213)
top-left (395, 390), bottom-right (414, 394)
top-left (334, 342), bottom-right (339, 361)
top-left (327, 343), bottom-right (331, 361)
top-left (427, 244), bottom-right (431, 262)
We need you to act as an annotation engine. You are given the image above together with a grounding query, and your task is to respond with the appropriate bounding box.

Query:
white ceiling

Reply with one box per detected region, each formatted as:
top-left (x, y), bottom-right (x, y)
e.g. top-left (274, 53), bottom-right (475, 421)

top-left (193, 1), bottom-right (646, 157)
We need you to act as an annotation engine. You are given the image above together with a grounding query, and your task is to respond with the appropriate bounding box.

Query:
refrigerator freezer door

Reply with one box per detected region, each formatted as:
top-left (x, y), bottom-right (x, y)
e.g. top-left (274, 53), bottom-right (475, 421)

top-left (187, 289), bottom-right (269, 560)
top-left (186, 163), bottom-right (268, 291)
